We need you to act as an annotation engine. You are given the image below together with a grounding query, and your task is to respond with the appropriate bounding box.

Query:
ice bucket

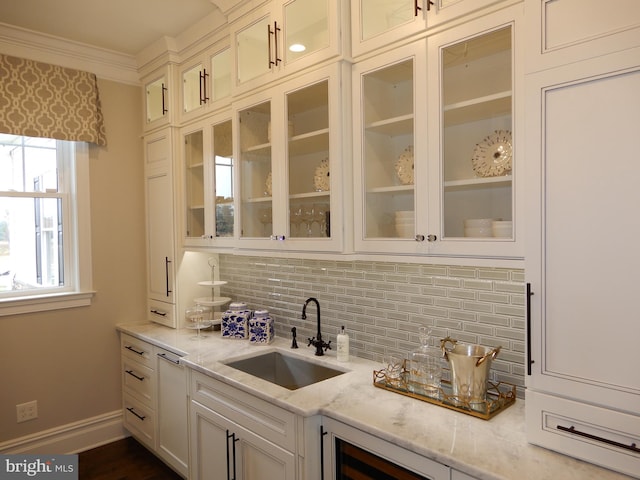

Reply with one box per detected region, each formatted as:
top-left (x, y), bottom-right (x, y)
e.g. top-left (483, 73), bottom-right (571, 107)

top-left (440, 337), bottom-right (501, 404)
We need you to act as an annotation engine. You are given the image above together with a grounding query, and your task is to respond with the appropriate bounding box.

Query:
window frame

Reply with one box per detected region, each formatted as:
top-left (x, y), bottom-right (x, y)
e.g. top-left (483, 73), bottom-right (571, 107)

top-left (0, 141), bottom-right (94, 316)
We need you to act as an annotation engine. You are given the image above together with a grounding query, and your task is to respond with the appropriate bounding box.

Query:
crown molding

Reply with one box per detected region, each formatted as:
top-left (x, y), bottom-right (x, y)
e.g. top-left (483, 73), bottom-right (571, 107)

top-left (0, 22), bottom-right (140, 85)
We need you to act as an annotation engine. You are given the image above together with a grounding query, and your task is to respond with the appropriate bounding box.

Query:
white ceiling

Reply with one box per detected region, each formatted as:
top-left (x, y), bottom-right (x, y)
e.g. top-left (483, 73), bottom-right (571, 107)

top-left (0, 0), bottom-right (222, 55)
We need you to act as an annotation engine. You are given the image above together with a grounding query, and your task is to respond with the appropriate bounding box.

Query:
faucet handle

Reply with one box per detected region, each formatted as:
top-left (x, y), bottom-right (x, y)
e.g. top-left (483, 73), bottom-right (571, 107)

top-left (307, 337), bottom-right (316, 347)
top-left (323, 340), bottom-right (332, 351)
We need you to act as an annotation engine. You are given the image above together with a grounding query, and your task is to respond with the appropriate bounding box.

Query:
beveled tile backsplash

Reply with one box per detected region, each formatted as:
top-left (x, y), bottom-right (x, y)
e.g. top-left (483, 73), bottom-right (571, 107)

top-left (219, 254), bottom-right (526, 393)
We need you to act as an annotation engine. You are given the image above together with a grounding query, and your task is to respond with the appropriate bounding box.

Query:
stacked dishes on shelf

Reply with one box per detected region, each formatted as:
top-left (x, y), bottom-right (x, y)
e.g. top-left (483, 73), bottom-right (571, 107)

top-left (395, 210), bottom-right (414, 238)
top-left (464, 218), bottom-right (512, 238)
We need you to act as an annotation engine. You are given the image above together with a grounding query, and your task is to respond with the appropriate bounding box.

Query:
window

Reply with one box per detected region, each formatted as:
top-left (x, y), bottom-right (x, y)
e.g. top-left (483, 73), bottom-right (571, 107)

top-left (0, 134), bottom-right (93, 315)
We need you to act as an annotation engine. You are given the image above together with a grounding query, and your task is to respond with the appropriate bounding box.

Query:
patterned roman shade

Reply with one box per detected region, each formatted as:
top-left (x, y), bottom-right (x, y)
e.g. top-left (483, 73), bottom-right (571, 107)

top-left (0, 54), bottom-right (107, 146)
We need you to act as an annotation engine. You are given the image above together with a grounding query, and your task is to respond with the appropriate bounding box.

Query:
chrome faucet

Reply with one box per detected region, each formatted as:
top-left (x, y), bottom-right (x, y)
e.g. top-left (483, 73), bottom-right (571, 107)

top-left (302, 297), bottom-right (331, 356)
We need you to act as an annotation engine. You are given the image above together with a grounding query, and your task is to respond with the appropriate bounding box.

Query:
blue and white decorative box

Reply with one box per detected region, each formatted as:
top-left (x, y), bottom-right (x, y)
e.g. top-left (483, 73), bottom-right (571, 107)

top-left (249, 309), bottom-right (274, 344)
top-left (222, 302), bottom-right (251, 339)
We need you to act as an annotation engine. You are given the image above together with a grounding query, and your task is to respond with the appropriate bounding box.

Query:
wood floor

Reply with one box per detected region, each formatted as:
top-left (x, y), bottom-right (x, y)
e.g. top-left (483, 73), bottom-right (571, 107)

top-left (78, 437), bottom-right (182, 480)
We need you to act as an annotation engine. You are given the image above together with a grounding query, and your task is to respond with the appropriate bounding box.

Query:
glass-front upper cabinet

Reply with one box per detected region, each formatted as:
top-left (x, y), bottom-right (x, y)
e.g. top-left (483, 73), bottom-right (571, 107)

top-left (354, 5), bottom-right (523, 258)
top-left (236, 64), bottom-right (344, 251)
top-left (427, 6), bottom-right (523, 258)
top-left (353, 41), bottom-right (428, 254)
top-left (179, 40), bottom-right (232, 124)
top-left (231, 0), bottom-right (341, 94)
top-left (352, 0), bottom-right (508, 57)
top-left (143, 64), bottom-right (174, 130)
top-left (181, 113), bottom-right (236, 248)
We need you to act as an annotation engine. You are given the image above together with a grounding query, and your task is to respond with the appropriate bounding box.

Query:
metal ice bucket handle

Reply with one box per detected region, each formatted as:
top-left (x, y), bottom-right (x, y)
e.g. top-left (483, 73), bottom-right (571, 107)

top-left (440, 336), bottom-right (501, 367)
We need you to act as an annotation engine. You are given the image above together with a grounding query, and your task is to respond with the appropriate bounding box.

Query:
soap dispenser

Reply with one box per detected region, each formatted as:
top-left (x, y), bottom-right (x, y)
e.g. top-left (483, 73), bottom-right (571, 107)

top-left (408, 327), bottom-right (442, 398)
top-left (337, 326), bottom-right (349, 362)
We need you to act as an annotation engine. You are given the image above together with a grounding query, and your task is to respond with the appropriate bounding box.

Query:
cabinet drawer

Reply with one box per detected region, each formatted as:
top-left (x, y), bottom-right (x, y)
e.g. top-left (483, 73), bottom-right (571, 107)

top-left (526, 390), bottom-right (640, 477)
top-left (190, 371), bottom-right (297, 452)
top-left (121, 334), bottom-right (155, 369)
top-left (148, 300), bottom-right (176, 328)
top-left (123, 393), bottom-right (156, 450)
top-left (122, 359), bottom-right (155, 407)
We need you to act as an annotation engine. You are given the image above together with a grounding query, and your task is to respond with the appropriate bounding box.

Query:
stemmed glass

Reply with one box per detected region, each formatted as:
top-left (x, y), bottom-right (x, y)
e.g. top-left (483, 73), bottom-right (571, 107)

top-left (301, 204), bottom-right (315, 236)
top-left (258, 206), bottom-right (272, 237)
top-left (290, 205), bottom-right (303, 237)
top-left (186, 305), bottom-right (207, 340)
top-left (313, 203), bottom-right (329, 237)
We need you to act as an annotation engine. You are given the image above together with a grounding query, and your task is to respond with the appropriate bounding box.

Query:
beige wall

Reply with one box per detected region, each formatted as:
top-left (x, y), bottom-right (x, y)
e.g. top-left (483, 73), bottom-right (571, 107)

top-left (0, 79), bottom-right (147, 443)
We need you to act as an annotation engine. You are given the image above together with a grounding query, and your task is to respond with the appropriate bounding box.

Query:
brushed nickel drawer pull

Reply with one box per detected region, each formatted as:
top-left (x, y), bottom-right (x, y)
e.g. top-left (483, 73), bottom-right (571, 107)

top-left (557, 425), bottom-right (640, 453)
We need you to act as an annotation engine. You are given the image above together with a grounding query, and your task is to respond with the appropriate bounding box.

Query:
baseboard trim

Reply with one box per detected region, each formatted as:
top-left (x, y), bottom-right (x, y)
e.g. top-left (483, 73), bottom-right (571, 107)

top-left (0, 410), bottom-right (128, 454)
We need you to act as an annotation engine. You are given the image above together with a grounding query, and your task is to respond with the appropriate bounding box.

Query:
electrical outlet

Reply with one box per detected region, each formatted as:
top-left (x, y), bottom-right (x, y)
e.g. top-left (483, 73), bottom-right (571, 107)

top-left (16, 400), bottom-right (38, 423)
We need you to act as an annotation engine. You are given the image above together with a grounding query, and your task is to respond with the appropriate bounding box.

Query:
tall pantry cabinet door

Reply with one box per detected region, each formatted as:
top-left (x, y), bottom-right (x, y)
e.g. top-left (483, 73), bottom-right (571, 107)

top-left (144, 129), bottom-right (177, 327)
top-left (525, 47), bottom-right (640, 476)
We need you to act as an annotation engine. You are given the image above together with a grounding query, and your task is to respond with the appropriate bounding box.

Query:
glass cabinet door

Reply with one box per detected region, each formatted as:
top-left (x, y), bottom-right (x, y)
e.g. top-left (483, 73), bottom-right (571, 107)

top-left (360, 56), bottom-right (416, 240)
top-left (213, 120), bottom-right (234, 238)
top-left (238, 100), bottom-right (273, 238)
top-left (183, 63), bottom-right (205, 114)
top-left (360, 0), bottom-right (417, 43)
top-left (440, 25), bottom-right (513, 240)
top-left (286, 79), bottom-right (331, 238)
top-left (211, 48), bottom-right (231, 103)
top-left (236, 16), bottom-right (272, 86)
top-left (283, 0), bottom-right (329, 65)
top-left (184, 129), bottom-right (205, 240)
top-left (145, 77), bottom-right (167, 124)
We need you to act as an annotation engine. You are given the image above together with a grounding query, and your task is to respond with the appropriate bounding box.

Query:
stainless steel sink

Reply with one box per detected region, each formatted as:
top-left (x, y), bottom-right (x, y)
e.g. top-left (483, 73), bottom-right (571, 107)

top-left (224, 351), bottom-right (346, 390)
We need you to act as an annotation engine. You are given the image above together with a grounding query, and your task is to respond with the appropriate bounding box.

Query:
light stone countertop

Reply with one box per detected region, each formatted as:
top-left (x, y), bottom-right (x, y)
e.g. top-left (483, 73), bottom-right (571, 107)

top-left (117, 322), bottom-right (633, 480)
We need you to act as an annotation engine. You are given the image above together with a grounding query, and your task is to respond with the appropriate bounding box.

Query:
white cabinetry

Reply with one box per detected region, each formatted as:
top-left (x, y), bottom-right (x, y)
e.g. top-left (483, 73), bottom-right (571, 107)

top-left (189, 371), bottom-right (297, 480)
top-left (180, 113), bottom-right (236, 248)
top-left (121, 334), bottom-right (156, 450)
top-left (120, 335), bottom-right (189, 477)
top-left (230, 0), bottom-right (342, 94)
top-left (235, 63), bottom-right (346, 252)
top-left (156, 348), bottom-right (189, 477)
top-left (321, 417), bottom-right (450, 480)
top-left (525, 0), bottom-right (640, 73)
top-left (179, 38), bottom-right (232, 124)
top-left (144, 128), bottom-right (178, 327)
top-left (351, 0), bottom-right (511, 57)
top-left (143, 64), bottom-right (174, 131)
top-left (524, 45), bottom-right (640, 477)
top-left (354, 6), bottom-right (523, 258)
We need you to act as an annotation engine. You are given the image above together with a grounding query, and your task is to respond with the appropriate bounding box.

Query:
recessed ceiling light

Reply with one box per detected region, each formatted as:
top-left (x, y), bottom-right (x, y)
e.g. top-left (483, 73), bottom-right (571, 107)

top-left (289, 43), bottom-right (306, 52)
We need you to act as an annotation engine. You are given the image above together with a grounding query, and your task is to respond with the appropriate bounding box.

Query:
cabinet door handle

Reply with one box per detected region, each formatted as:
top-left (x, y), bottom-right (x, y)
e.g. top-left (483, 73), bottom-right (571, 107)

top-left (415, 234), bottom-right (425, 242)
top-left (199, 68), bottom-right (209, 104)
top-left (557, 425), bottom-right (640, 453)
top-left (125, 369), bottom-right (145, 381)
top-left (320, 425), bottom-right (328, 480)
top-left (426, 234), bottom-right (437, 242)
top-left (161, 82), bottom-right (168, 115)
top-left (226, 430), bottom-right (239, 480)
top-left (124, 345), bottom-right (145, 356)
top-left (267, 24), bottom-right (274, 68)
top-left (414, 0), bottom-right (422, 15)
top-left (126, 407), bottom-right (145, 421)
top-left (157, 352), bottom-right (180, 365)
top-left (165, 257), bottom-right (172, 297)
top-left (273, 21), bottom-right (282, 66)
top-left (150, 309), bottom-right (167, 317)
top-left (426, 0), bottom-right (434, 11)
top-left (526, 283), bottom-right (534, 375)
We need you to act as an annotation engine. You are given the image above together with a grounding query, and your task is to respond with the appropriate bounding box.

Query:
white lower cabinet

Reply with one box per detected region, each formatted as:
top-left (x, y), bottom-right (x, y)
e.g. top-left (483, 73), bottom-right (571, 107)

top-left (189, 370), bottom-right (297, 480)
top-left (156, 348), bottom-right (189, 477)
top-left (321, 417), bottom-right (450, 480)
top-left (120, 334), bottom-right (188, 478)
